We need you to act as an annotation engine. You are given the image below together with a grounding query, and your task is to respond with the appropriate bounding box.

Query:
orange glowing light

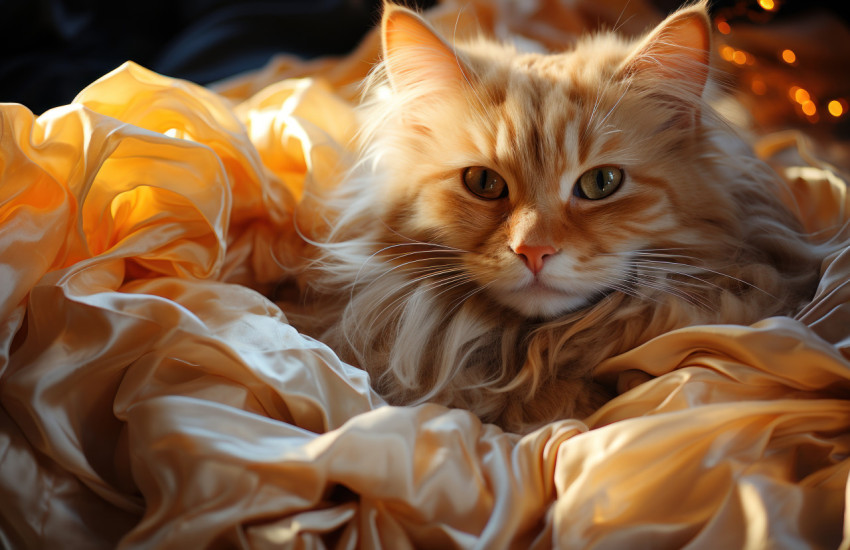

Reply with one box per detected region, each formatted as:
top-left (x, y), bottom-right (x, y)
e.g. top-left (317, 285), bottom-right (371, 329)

top-left (794, 88), bottom-right (811, 104)
top-left (717, 20), bottom-right (731, 34)
top-left (801, 100), bottom-right (817, 116)
top-left (732, 50), bottom-right (748, 65)
top-left (789, 86), bottom-right (800, 101)
top-left (828, 100), bottom-right (845, 117)
top-left (720, 46), bottom-right (735, 61)
top-left (751, 77), bottom-right (767, 95)
top-left (781, 49), bottom-right (796, 64)
top-left (758, 0), bottom-right (776, 11)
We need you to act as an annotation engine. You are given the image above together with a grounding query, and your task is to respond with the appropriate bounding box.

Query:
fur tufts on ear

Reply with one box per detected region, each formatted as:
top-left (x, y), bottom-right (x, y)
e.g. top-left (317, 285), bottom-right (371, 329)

top-left (381, 4), bottom-right (469, 94)
top-left (620, 1), bottom-right (712, 97)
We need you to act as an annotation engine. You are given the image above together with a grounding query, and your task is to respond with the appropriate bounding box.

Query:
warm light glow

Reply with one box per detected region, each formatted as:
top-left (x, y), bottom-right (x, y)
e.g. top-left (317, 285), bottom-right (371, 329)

top-left (828, 100), bottom-right (844, 117)
top-left (801, 100), bottom-right (817, 116)
top-left (758, 0), bottom-right (776, 10)
top-left (751, 77), bottom-right (767, 95)
top-left (732, 50), bottom-right (748, 65)
top-left (720, 46), bottom-right (735, 61)
top-left (717, 20), bottom-right (731, 34)
top-left (789, 86), bottom-right (801, 101)
top-left (781, 49), bottom-right (796, 64)
top-left (794, 88), bottom-right (811, 104)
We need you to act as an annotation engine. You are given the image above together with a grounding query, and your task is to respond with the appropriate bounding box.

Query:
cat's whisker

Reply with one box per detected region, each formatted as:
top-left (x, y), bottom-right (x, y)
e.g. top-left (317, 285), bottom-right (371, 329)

top-left (640, 258), bottom-right (775, 298)
top-left (626, 260), bottom-right (734, 310)
top-left (601, 249), bottom-right (776, 298)
top-left (631, 261), bottom-right (728, 292)
top-left (365, 263), bottom-right (471, 308)
top-left (360, 262), bottom-right (464, 295)
top-left (352, 242), bottom-right (463, 289)
top-left (622, 272), bottom-right (716, 311)
top-left (611, 0), bottom-right (633, 34)
top-left (597, 273), bottom-right (666, 306)
top-left (427, 274), bottom-right (481, 303)
top-left (607, 248), bottom-right (694, 260)
top-left (377, 222), bottom-right (472, 254)
top-left (365, 265), bottom-right (467, 300)
top-left (600, 263), bottom-right (716, 310)
top-left (584, 67), bottom-right (622, 145)
top-left (449, 5), bottom-right (491, 117)
top-left (371, 271), bottom-right (476, 326)
top-left (364, 284), bottom-right (432, 332)
top-left (350, 242), bottom-right (432, 294)
top-left (444, 282), bottom-right (493, 319)
top-left (378, 249), bottom-right (465, 263)
top-left (593, 80), bottom-right (632, 136)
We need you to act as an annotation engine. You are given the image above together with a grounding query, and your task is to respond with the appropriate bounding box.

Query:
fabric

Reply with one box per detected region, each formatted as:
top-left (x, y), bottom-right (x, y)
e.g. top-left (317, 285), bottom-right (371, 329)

top-left (2, 1), bottom-right (849, 548)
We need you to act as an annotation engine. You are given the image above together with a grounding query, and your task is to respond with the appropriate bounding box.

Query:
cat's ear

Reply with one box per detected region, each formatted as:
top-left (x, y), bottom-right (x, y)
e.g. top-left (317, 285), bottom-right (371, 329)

top-left (620, 1), bottom-right (712, 97)
top-left (381, 4), bottom-right (468, 94)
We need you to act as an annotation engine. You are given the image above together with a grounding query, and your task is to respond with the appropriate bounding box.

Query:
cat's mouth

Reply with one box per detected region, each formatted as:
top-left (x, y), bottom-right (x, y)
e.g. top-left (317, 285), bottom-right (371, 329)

top-left (498, 277), bottom-right (618, 319)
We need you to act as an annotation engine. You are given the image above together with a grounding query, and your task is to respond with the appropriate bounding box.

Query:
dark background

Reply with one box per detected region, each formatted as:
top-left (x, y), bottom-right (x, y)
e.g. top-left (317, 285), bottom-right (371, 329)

top-left (0, 0), bottom-right (846, 115)
top-left (0, 0), bottom-right (428, 114)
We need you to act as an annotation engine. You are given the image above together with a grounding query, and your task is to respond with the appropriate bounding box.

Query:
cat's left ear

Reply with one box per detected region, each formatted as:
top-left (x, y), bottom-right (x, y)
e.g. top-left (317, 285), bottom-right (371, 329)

top-left (619, 1), bottom-right (712, 98)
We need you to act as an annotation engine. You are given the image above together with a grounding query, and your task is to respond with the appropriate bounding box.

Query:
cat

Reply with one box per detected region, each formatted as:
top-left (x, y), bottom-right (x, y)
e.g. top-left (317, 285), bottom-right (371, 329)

top-left (289, 0), bottom-right (822, 433)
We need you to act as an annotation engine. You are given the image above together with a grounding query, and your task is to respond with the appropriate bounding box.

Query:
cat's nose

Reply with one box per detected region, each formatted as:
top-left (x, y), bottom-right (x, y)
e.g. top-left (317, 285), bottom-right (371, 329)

top-left (513, 244), bottom-right (556, 275)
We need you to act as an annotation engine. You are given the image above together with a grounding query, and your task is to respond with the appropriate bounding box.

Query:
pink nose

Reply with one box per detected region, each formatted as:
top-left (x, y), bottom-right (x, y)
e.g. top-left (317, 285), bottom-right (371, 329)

top-left (513, 244), bottom-right (556, 275)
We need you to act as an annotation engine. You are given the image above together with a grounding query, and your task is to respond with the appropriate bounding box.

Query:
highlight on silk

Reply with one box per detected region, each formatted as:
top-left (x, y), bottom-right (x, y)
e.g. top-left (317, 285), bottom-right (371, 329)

top-left (0, 1), bottom-right (849, 549)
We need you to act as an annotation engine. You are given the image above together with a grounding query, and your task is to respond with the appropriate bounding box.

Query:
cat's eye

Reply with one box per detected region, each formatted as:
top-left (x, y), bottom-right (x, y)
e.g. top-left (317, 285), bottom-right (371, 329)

top-left (574, 166), bottom-right (624, 200)
top-left (462, 166), bottom-right (508, 200)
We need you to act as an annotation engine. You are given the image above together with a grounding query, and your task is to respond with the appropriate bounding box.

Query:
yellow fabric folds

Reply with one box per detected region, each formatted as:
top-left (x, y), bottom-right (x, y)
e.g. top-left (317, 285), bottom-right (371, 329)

top-left (2, 14), bottom-right (850, 550)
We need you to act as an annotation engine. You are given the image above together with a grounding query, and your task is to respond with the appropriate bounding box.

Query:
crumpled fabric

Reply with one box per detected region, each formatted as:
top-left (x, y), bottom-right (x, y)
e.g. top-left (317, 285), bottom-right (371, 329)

top-left (2, 0), bottom-right (849, 549)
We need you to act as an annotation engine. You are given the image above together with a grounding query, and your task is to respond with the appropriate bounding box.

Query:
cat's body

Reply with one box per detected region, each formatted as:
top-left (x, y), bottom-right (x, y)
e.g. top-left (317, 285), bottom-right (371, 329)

top-left (291, 1), bottom-right (822, 432)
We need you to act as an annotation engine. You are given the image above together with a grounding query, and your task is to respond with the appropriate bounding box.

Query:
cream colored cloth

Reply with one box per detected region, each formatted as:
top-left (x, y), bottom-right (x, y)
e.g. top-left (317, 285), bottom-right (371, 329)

top-left (2, 1), bottom-right (850, 548)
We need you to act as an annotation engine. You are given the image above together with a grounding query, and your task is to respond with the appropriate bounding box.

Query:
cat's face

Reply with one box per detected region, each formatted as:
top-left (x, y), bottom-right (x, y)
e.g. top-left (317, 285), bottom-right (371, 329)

top-left (367, 2), bottom-right (725, 319)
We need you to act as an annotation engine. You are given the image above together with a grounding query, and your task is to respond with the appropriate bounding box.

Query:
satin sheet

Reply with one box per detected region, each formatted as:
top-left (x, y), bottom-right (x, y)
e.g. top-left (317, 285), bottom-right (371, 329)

top-left (2, 1), bottom-right (850, 549)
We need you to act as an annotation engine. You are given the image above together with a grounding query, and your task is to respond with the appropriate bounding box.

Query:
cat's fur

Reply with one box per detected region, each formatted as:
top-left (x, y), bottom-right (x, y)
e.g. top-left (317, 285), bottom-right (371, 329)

top-left (291, 1), bottom-right (822, 432)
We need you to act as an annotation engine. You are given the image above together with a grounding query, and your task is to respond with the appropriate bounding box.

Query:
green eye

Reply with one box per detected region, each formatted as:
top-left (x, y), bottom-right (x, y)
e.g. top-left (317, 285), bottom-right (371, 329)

top-left (463, 166), bottom-right (508, 200)
top-left (574, 166), bottom-right (624, 200)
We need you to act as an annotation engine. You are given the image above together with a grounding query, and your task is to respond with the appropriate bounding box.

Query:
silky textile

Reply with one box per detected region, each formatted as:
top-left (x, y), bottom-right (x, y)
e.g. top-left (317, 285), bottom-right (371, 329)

top-left (2, 0), bottom-right (850, 548)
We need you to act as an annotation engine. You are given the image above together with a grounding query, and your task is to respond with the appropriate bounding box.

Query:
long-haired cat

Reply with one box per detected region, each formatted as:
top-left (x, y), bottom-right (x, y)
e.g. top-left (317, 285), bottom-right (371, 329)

top-left (291, 0), bottom-right (822, 433)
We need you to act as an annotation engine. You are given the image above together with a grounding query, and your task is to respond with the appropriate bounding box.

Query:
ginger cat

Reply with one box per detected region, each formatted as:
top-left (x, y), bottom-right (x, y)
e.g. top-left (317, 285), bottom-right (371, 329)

top-left (293, 1), bottom-right (821, 432)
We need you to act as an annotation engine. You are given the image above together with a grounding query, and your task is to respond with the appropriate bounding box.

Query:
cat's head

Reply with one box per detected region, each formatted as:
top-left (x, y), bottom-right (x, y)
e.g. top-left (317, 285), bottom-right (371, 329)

top-left (355, 1), bottom-right (748, 320)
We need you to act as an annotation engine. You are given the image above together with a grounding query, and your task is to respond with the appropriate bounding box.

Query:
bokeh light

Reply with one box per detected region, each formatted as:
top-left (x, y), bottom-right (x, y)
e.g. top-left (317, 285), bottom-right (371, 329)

top-left (732, 50), bottom-right (748, 65)
top-left (801, 100), bottom-right (817, 116)
top-left (793, 87), bottom-right (810, 104)
top-left (714, 0), bottom-right (845, 127)
top-left (781, 49), bottom-right (796, 64)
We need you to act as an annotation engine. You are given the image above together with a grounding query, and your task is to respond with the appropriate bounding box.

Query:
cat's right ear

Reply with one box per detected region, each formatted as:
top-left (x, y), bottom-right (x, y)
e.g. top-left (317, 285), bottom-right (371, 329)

top-left (381, 4), bottom-right (468, 94)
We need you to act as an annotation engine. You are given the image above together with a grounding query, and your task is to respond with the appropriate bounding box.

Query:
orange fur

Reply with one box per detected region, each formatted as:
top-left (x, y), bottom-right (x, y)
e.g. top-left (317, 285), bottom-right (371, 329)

top-left (292, 1), bottom-right (823, 433)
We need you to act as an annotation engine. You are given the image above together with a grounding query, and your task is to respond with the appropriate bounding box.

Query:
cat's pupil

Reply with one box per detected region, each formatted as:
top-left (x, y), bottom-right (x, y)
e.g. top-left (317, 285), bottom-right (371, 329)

top-left (596, 170), bottom-right (606, 192)
top-left (463, 166), bottom-right (507, 200)
top-left (479, 170), bottom-right (491, 191)
top-left (575, 166), bottom-right (623, 200)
